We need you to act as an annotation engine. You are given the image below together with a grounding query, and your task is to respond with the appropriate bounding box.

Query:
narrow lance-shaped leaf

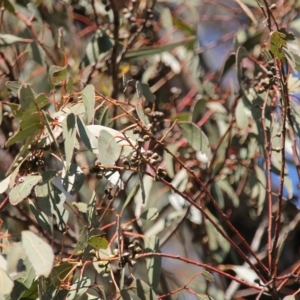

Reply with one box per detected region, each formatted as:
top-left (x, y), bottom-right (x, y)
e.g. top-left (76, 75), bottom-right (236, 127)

top-left (144, 236), bottom-right (161, 292)
top-left (0, 34), bottom-right (33, 46)
top-left (62, 163), bottom-right (85, 195)
top-left (82, 84), bottom-right (95, 124)
top-left (62, 113), bottom-right (76, 170)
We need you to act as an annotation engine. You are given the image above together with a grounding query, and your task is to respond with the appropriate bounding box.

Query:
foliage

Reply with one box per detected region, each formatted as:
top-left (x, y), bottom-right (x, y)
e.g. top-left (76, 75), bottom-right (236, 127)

top-left (1, 1), bottom-right (300, 300)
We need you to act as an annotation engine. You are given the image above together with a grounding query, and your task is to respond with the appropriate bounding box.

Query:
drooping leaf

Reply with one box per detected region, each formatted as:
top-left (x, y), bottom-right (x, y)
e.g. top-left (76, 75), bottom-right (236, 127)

top-left (236, 47), bottom-right (256, 105)
top-left (94, 105), bottom-right (110, 126)
top-left (144, 236), bottom-right (161, 291)
top-left (0, 268), bottom-right (14, 295)
top-left (21, 231), bottom-right (54, 278)
top-left (66, 76), bottom-right (73, 94)
top-left (62, 113), bottom-right (76, 170)
top-left (140, 208), bottom-right (159, 221)
top-left (10, 255), bottom-right (36, 300)
top-left (205, 212), bottom-right (230, 263)
top-left (35, 181), bottom-right (69, 231)
top-left (76, 116), bottom-right (98, 153)
top-left (87, 191), bottom-right (99, 228)
top-left (29, 200), bottom-right (52, 233)
top-left (136, 104), bottom-right (150, 126)
top-left (9, 175), bottom-right (42, 205)
top-left (235, 98), bottom-right (249, 130)
top-left (82, 84), bottom-right (95, 124)
top-left (98, 129), bottom-right (122, 165)
top-left (192, 99), bottom-right (206, 123)
top-left (62, 163), bottom-right (85, 195)
top-left (0, 175), bottom-right (11, 194)
top-left (216, 180), bottom-right (239, 207)
top-left (132, 279), bottom-right (159, 300)
top-left (125, 36), bottom-right (195, 58)
top-left (178, 122), bottom-right (211, 163)
top-left (81, 29), bottom-right (114, 68)
top-left (49, 65), bottom-right (68, 86)
top-left (75, 226), bottom-right (89, 253)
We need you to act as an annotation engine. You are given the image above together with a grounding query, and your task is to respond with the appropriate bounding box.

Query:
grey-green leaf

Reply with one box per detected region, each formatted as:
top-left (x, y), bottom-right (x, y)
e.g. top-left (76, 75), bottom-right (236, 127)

top-left (62, 113), bottom-right (76, 170)
top-left (49, 65), bottom-right (68, 86)
top-left (144, 236), bottom-right (161, 291)
top-left (0, 268), bottom-right (13, 295)
top-left (178, 122), bottom-right (211, 164)
top-left (62, 163), bottom-right (85, 195)
top-left (140, 208), bottom-right (159, 221)
top-left (82, 84), bottom-right (95, 124)
top-left (98, 129), bottom-right (122, 165)
top-left (21, 231), bottom-right (54, 277)
top-left (9, 175), bottom-right (42, 205)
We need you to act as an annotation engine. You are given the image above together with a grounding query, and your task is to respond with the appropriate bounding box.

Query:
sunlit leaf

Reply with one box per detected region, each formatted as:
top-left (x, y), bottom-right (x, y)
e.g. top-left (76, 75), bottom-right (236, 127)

top-left (35, 181), bottom-right (69, 231)
top-left (140, 208), bottom-right (159, 221)
top-left (9, 175), bottom-right (42, 205)
top-left (98, 129), bottom-right (122, 165)
top-left (10, 255), bottom-right (36, 300)
top-left (88, 236), bottom-right (108, 249)
top-left (49, 65), bottom-right (68, 86)
top-left (201, 270), bottom-right (214, 282)
top-left (62, 162), bottom-right (85, 195)
top-left (0, 34), bottom-right (33, 46)
top-left (0, 175), bottom-right (11, 194)
top-left (29, 200), bottom-right (52, 233)
top-left (82, 84), bottom-right (95, 124)
top-left (270, 31), bottom-right (286, 60)
top-left (21, 231), bottom-right (54, 278)
top-left (81, 29), bottom-right (114, 68)
top-left (0, 268), bottom-right (13, 296)
top-left (178, 122), bottom-right (211, 163)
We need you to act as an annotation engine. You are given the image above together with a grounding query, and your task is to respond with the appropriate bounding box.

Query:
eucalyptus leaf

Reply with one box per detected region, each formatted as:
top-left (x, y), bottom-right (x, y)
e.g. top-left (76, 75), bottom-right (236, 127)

top-left (0, 269), bottom-right (13, 295)
top-left (144, 236), bottom-right (161, 291)
top-left (178, 122), bottom-right (211, 163)
top-left (29, 200), bottom-right (52, 233)
top-left (140, 208), bottom-right (159, 221)
top-left (82, 84), bottom-right (95, 124)
top-left (21, 231), bottom-right (54, 277)
top-left (88, 236), bottom-right (108, 249)
top-left (62, 163), bottom-right (85, 195)
top-left (98, 129), bottom-right (122, 165)
top-left (49, 65), bottom-right (68, 86)
top-left (62, 113), bottom-right (76, 170)
top-left (0, 34), bottom-right (33, 46)
top-left (9, 175), bottom-right (42, 205)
